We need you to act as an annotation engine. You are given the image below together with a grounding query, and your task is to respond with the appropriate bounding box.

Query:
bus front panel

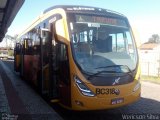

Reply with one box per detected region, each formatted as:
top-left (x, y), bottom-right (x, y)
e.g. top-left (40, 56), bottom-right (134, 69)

top-left (66, 11), bottom-right (141, 110)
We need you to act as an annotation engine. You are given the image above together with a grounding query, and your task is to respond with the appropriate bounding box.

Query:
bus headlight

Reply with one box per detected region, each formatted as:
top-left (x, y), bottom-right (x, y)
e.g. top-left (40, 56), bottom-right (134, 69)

top-left (74, 76), bottom-right (95, 97)
top-left (133, 82), bottom-right (141, 92)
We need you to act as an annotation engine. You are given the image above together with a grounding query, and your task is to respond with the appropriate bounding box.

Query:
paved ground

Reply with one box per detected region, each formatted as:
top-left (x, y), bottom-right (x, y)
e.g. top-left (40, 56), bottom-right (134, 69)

top-left (0, 60), bottom-right (63, 120)
top-left (142, 81), bottom-right (160, 102)
top-left (0, 75), bottom-right (10, 114)
top-left (2, 60), bottom-right (160, 120)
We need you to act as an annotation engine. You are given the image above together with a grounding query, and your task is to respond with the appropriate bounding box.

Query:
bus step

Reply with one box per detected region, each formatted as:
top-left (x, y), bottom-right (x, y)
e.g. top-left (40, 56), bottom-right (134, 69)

top-left (50, 99), bottom-right (59, 103)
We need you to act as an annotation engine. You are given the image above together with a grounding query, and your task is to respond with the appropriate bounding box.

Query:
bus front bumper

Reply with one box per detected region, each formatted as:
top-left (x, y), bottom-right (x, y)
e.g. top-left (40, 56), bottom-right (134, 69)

top-left (72, 87), bottom-right (141, 111)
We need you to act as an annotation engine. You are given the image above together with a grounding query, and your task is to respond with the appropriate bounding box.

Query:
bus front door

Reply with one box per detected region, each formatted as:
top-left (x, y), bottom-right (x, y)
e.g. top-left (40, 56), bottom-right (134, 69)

top-left (50, 18), bottom-right (71, 107)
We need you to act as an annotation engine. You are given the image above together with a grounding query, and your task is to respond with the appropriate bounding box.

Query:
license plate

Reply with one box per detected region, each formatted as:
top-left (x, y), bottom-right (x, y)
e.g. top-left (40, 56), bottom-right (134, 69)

top-left (111, 98), bottom-right (124, 105)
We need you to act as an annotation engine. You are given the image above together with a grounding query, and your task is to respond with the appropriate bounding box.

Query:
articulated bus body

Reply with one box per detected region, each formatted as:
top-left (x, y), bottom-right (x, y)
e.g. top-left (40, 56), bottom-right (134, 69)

top-left (14, 5), bottom-right (141, 110)
top-left (14, 43), bottom-right (21, 72)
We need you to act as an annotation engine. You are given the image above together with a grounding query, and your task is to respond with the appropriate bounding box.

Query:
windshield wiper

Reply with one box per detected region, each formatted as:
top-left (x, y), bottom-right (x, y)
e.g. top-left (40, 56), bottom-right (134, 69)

top-left (88, 65), bottom-right (134, 80)
top-left (87, 70), bottom-right (118, 80)
top-left (95, 65), bottom-right (124, 69)
top-left (123, 65), bottom-right (134, 78)
top-left (95, 65), bottom-right (132, 73)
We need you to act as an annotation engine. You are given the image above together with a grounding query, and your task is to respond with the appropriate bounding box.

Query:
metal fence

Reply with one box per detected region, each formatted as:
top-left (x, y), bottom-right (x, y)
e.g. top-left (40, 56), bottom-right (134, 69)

top-left (140, 61), bottom-right (160, 77)
top-left (139, 50), bottom-right (160, 77)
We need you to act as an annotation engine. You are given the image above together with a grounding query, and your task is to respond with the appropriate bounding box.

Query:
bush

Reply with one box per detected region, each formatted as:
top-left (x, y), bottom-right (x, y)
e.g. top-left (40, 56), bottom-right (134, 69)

top-left (8, 50), bottom-right (14, 56)
top-left (141, 75), bottom-right (160, 84)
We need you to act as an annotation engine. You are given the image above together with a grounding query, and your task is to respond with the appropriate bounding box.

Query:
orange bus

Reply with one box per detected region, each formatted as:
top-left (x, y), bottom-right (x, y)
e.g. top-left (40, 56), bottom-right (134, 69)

top-left (14, 5), bottom-right (141, 110)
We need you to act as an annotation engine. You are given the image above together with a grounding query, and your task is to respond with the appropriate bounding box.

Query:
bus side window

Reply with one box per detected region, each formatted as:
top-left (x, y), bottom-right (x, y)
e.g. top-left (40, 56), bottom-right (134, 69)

top-left (23, 39), bottom-right (33, 55)
top-left (56, 42), bottom-right (70, 85)
top-left (15, 44), bottom-right (21, 54)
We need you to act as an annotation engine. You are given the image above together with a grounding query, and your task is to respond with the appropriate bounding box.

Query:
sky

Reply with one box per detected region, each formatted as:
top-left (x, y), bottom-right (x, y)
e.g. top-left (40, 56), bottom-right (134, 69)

top-left (5, 0), bottom-right (160, 45)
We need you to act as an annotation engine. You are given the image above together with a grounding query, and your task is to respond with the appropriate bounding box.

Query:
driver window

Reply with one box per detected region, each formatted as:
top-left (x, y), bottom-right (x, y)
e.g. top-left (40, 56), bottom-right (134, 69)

top-left (117, 33), bottom-right (125, 52)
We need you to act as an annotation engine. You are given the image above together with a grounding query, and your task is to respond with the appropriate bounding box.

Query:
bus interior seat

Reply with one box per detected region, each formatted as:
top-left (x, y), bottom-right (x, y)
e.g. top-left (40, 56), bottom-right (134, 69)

top-left (77, 42), bottom-right (91, 54)
top-left (106, 36), bottom-right (112, 52)
top-left (96, 36), bottom-right (112, 52)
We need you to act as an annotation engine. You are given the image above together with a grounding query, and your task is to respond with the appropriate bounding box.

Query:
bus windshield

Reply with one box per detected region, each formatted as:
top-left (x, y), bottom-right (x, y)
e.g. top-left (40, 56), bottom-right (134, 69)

top-left (68, 14), bottom-right (138, 74)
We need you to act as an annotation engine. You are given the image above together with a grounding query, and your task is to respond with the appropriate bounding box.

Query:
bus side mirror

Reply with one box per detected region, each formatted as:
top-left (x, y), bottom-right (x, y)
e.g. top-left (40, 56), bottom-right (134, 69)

top-left (55, 19), bottom-right (66, 41)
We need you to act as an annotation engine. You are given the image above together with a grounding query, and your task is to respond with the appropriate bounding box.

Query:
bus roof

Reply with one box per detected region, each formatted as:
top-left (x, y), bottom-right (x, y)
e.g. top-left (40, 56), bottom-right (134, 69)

top-left (43, 5), bottom-right (126, 18)
top-left (18, 5), bottom-right (128, 39)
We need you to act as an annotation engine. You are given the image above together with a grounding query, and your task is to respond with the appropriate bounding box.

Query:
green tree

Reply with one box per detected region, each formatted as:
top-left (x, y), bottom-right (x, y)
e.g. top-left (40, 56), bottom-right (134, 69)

top-left (148, 34), bottom-right (160, 43)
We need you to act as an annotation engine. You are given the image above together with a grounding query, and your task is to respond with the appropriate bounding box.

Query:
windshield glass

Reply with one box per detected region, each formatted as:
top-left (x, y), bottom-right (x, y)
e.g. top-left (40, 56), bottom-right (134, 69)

top-left (68, 14), bottom-right (138, 74)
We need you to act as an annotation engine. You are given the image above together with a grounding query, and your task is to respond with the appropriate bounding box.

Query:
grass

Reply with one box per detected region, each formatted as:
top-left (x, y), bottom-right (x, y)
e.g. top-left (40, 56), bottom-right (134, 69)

top-left (140, 75), bottom-right (160, 84)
